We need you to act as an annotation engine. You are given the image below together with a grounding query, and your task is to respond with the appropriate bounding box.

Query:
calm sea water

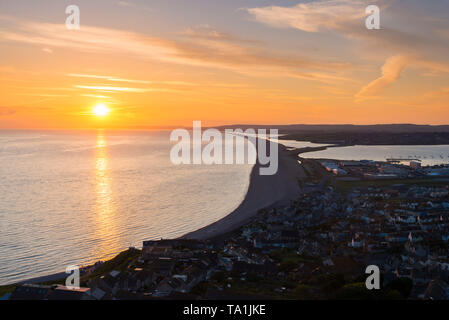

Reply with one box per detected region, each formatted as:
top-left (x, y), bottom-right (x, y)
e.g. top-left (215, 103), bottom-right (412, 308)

top-left (0, 130), bottom-right (252, 285)
top-left (302, 144), bottom-right (449, 166)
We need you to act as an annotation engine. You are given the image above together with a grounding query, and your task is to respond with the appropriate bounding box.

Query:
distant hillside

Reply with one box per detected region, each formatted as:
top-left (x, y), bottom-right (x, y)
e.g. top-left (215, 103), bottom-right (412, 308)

top-left (216, 124), bottom-right (449, 133)
top-left (215, 124), bottom-right (449, 145)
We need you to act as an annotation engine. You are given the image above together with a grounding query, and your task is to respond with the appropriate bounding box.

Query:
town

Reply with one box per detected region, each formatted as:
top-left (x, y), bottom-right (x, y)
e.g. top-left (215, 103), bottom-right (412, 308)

top-left (2, 157), bottom-right (449, 300)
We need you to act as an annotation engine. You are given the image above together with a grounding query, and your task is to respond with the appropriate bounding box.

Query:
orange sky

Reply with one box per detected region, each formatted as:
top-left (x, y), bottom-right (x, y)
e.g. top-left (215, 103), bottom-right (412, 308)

top-left (0, 0), bottom-right (448, 129)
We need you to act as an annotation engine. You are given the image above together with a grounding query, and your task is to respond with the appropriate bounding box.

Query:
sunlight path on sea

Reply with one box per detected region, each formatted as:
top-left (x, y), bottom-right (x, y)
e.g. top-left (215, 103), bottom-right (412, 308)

top-left (91, 132), bottom-right (121, 261)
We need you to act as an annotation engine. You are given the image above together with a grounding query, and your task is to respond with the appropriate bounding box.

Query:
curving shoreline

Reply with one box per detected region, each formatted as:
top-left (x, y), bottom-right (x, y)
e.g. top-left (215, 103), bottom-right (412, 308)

top-left (180, 143), bottom-right (304, 240)
top-left (7, 142), bottom-right (304, 286)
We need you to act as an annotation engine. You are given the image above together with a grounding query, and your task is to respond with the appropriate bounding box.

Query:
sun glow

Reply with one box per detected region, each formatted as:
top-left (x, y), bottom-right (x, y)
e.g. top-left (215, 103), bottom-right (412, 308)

top-left (92, 103), bottom-right (111, 117)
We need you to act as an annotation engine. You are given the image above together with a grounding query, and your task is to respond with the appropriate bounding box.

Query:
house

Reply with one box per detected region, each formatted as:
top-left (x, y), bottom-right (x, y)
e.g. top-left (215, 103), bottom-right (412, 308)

top-left (9, 284), bottom-right (92, 300)
top-left (279, 230), bottom-right (300, 242)
top-left (97, 273), bottom-right (120, 294)
top-left (232, 261), bottom-right (277, 276)
top-left (46, 285), bottom-right (94, 300)
top-left (147, 257), bottom-right (176, 276)
top-left (133, 270), bottom-right (156, 290)
top-left (89, 287), bottom-right (106, 300)
top-left (182, 265), bottom-right (207, 290)
top-left (9, 284), bottom-right (51, 300)
top-left (424, 280), bottom-right (449, 300)
top-left (142, 239), bottom-right (208, 250)
top-left (153, 277), bottom-right (187, 297)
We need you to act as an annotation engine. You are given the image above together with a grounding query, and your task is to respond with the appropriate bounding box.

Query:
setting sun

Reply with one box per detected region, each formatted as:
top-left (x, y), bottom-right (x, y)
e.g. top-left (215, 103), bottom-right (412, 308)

top-left (92, 103), bottom-right (110, 117)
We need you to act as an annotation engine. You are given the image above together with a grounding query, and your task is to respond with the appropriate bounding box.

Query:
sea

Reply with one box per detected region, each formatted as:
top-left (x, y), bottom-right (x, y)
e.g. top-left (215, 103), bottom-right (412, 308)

top-left (0, 130), bottom-right (253, 285)
top-left (300, 144), bottom-right (449, 166)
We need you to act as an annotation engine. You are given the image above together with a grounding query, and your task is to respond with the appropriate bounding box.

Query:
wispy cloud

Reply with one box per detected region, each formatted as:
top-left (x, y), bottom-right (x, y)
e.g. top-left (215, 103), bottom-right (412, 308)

top-left (20, 93), bottom-right (69, 97)
top-left (68, 73), bottom-right (151, 84)
top-left (156, 81), bottom-right (195, 86)
top-left (81, 94), bottom-right (112, 99)
top-left (67, 73), bottom-right (198, 86)
top-left (0, 20), bottom-right (176, 61)
top-left (246, 0), bottom-right (449, 62)
top-left (247, 0), bottom-right (371, 33)
top-left (74, 85), bottom-right (155, 93)
top-left (356, 55), bottom-right (412, 100)
top-left (74, 85), bottom-right (178, 93)
top-left (247, 0), bottom-right (449, 94)
top-left (117, 1), bottom-right (152, 12)
top-left (117, 1), bottom-right (134, 7)
top-left (182, 24), bottom-right (261, 45)
top-left (0, 18), bottom-right (349, 83)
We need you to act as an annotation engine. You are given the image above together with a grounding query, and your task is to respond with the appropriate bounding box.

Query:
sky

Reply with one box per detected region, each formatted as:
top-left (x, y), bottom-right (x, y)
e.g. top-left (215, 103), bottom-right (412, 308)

top-left (0, 0), bottom-right (448, 129)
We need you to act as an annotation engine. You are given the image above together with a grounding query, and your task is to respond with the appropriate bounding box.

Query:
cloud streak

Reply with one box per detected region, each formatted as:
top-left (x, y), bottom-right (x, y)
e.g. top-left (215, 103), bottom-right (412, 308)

top-left (74, 85), bottom-right (171, 93)
top-left (356, 55), bottom-right (412, 100)
top-left (247, 0), bottom-right (370, 33)
top-left (68, 73), bottom-right (151, 84)
top-left (0, 18), bottom-right (349, 83)
top-left (67, 73), bottom-right (197, 86)
top-left (246, 0), bottom-right (449, 63)
top-left (247, 0), bottom-right (449, 97)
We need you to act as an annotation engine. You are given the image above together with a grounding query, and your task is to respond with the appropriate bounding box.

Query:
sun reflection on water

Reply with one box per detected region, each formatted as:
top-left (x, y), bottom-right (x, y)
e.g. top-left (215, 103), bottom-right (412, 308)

top-left (92, 131), bottom-right (120, 260)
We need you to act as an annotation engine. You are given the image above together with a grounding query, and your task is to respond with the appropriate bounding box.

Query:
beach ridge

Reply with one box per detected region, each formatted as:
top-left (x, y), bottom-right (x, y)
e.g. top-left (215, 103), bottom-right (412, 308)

top-left (180, 142), bottom-right (303, 240)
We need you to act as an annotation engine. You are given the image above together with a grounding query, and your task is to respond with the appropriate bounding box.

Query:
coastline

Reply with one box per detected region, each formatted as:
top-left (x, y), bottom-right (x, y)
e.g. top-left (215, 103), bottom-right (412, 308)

top-left (180, 142), bottom-right (304, 240)
top-left (5, 142), bottom-right (304, 286)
